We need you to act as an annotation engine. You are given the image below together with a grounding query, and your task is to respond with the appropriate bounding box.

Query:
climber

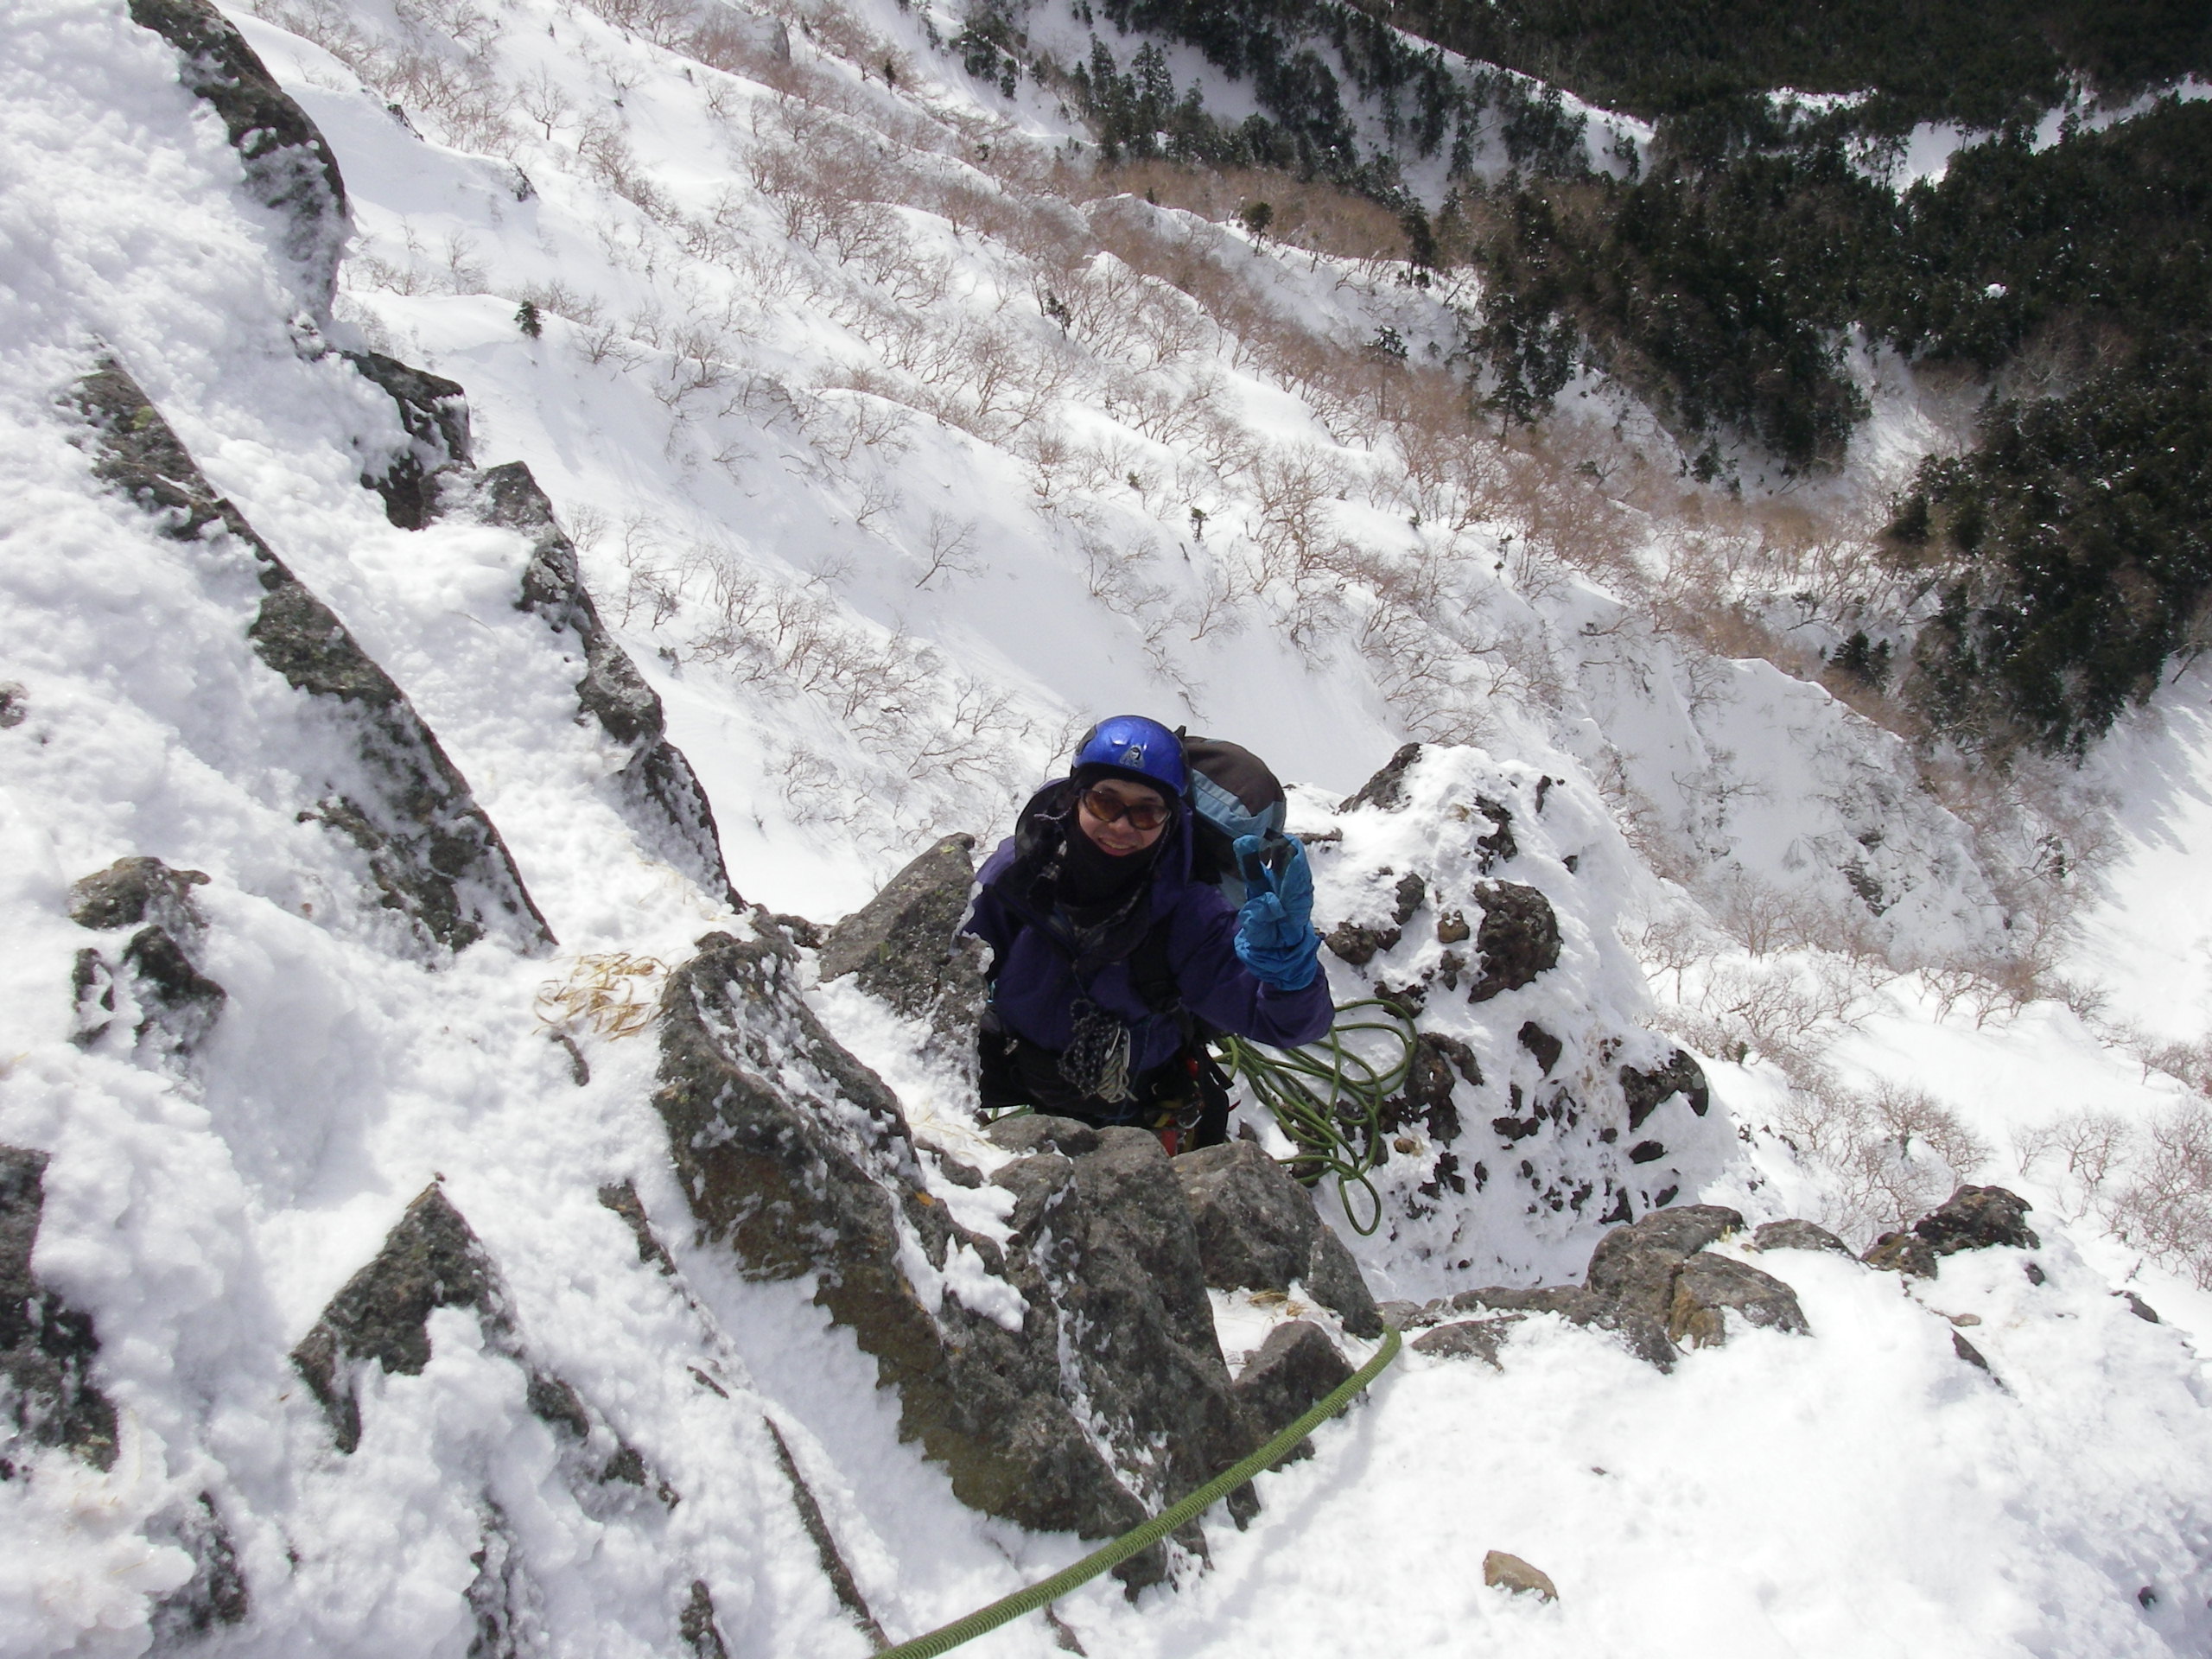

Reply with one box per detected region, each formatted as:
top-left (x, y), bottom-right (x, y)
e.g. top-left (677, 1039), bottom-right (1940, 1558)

top-left (965, 715), bottom-right (1330, 1147)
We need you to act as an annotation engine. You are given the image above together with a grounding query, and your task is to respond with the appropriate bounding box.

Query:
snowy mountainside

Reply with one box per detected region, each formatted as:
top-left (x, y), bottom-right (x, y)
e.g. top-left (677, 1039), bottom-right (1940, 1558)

top-left (3, 1), bottom-right (2212, 1656)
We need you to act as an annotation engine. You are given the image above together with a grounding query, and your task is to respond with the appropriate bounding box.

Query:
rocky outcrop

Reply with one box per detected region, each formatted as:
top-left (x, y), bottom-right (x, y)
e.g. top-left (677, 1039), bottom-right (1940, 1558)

top-left (126, 0), bottom-right (348, 315)
top-left (1172, 1140), bottom-right (1383, 1337)
top-left (0, 1147), bottom-right (119, 1471)
top-left (69, 362), bottom-right (551, 956)
top-left (458, 461), bottom-right (741, 909)
top-left (1587, 1205), bottom-right (1808, 1356)
top-left (818, 832), bottom-right (988, 1043)
top-left (1620, 1048), bottom-right (1711, 1130)
top-left (656, 927), bottom-right (1399, 1584)
top-left (289, 1184), bottom-right (636, 1491)
top-left (657, 931), bottom-right (1172, 1570)
top-left (342, 352), bottom-right (470, 529)
top-left (1408, 1318), bottom-right (1514, 1363)
top-left (67, 857), bottom-right (227, 1062)
top-left (1753, 1218), bottom-right (1853, 1257)
top-left (1339, 742), bottom-right (1423, 812)
top-left (1864, 1185), bottom-right (2040, 1278)
top-left (1233, 1319), bottom-right (1352, 1455)
top-left (1465, 881), bottom-right (1560, 1002)
top-left (149, 1492), bottom-right (251, 1643)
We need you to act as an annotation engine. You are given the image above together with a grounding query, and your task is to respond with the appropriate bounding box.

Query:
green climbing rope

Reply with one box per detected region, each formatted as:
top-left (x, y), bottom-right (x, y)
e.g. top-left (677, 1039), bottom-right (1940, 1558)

top-left (1216, 999), bottom-right (1419, 1236)
top-left (876, 1325), bottom-right (1403, 1659)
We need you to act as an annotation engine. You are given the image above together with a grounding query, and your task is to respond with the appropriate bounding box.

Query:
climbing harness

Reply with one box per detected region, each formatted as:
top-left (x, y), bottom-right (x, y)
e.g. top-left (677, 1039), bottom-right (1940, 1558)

top-left (1216, 998), bottom-right (1419, 1236)
top-left (876, 1326), bottom-right (1404, 1658)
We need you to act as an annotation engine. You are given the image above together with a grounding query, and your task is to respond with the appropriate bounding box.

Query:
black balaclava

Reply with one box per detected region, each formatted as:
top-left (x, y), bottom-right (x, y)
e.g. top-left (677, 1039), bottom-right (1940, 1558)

top-left (1054, 764), bottom-right (1170, 917)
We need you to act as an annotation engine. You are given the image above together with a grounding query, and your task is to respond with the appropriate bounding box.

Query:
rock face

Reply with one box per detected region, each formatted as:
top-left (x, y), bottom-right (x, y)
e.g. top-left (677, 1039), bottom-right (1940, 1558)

top-left (344, 352), bottom-right (470, 529)
top-left (1620, 1048), bottom-right (1711, 1129)
top-left (69, 362), bottom-right (551, 956)
top-left (1586, 1205), bottom-right (1808, 1358)
top-left (1234, 1320), bottom-right (1353, 1449)
top-left (126, 0), bottom-right (348, 314)
top-left (1339, 741), bottom-right (1423, 812)
top-left (817, 832), bottom-right (988, 1042)
top-left (658, 931), bottom-right (1393, 1583)
top-left (291, 1185), bottom-right (520, 1454)
top-left (462, 461), bottom-right (741, 909)
top-left (658, 933), bottom-right (1170, 1570)
top-left (0, 1147), bottom-right (119, 1471)
top-left (1864, 1185), bottom-right (2041, 1278)
top-left (1465, 882), bottom-right (1560, 1002)
top-left (1173, 1141), bottom-right (1383, 1337)
top-left (289, 1184), bottom-right (630, 1480)
top-left (1408, 1318), bottom-right (1513, 1364)
top-left (1666, 1254), bottom-right (1811, 1347)
top-left (1753, 1218), bottom-right (1853, 1257)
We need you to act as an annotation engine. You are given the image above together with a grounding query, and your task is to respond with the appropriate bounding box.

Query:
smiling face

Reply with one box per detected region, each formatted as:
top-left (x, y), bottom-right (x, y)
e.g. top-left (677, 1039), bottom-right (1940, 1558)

top-left (1076, 775), bottom-right (1171, 856)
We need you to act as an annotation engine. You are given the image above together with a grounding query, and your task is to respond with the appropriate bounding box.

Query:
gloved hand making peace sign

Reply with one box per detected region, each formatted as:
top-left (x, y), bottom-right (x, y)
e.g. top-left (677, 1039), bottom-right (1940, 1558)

top-left (1230, 834), bottom-right (1321, 993)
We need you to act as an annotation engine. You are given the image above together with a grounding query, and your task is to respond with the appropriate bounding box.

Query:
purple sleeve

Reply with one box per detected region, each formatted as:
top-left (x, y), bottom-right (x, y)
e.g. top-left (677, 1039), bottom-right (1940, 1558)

top-left (1172, 894), bottom-right (1333, 1048)
top-left (962, 836), bottom-right (1019, 962)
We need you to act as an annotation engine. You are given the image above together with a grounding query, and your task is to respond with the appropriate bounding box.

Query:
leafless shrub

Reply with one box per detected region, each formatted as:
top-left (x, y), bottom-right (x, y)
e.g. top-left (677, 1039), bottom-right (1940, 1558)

top-left (1769, 1075), bottom-right (1989, 1246)
top-left (912, 513), bottom-right (981, 588)
top-left (2112, 1103), bottom-right (2212, 1287)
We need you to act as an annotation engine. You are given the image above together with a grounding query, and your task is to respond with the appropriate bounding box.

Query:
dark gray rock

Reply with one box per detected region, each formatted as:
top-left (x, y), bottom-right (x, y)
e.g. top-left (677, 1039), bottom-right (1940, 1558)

top-left (1864, 1185), bottom-right (2040, 1279)
top-left (1325, 919), bottom-right (1400, 967)
top-left (1452, 1284), bottom-right (1675, 1370)
top-left (463, 461), bottom-right (740, 908)
top-left (1390, 872), bottom-right (1427, 925)
top-left (2120, 1290), bottom-right (2160, 1323)
top-left (0, 1147), bottom-right (118, 1471)
top-left (1409, 1318), bottom-right (1515, 1364)
top-left (1620, 1048), bottom-right (1710, 1130)
top-left (657, 931), bottom-right (1172, 1573)
top-left (680, 1580), bottom-right (730, 1659)
top-left (1666, 1254), bottom-right (1810, 1347)
top-left (126, 0), bottom-right (347, 314)
top-left (985, 1115), bottom-right (1101, 1159)
top-left (68, 363), bottom-right (551, 956)
top-left (597, 1180), bottom-right (678, 1277)
top-left (1376, 1300), bottom-right (1427, 1331)
top-left (1517, 1021), bottom-right (1563, 1075)
top-left (149, 1492), bottom-right (250, 1643)
top-left (819, 834), bottom-right (987, 1043)
top-left (1339, 742), bottom-right (1422, 812)
top-left (1952, 1330), bottom-right (1994, 1375)
top-left (766, 1419), bottom-right (886, 1648)
top-left (1234, 1320), bottom-right (1352, 1453)
top-left (342, 352), bottom-right (469, 529)
top-left (1172, 1140), bottom-right (1383, 1337)
top-left (1471, 795), bottom-right (1518, 869)
top-left (117, 926), bottom-right (227, 1060)
top-left (291, 1185), bottom-right (518, 1454)
top-left (1466, 882), bottom-right (1560, 1002)
top-left (67, 856), bottom-right (209, 936)
top-left (1585, 1204), bottom-right (1744, 1319)
top-left (0, 683), bottom-right (24, 728)
top-left (1753, 1218), bottom-right (1854, 1258)
top-left (464, 1502), bottom-right (539, 1659)
top-left (1433, 908), bottom-right (1470, 944)
top-left (1382, 1032), bottom-right (1477, 1143)
top-left (1483, 1549), bottom-right (1557, 1600)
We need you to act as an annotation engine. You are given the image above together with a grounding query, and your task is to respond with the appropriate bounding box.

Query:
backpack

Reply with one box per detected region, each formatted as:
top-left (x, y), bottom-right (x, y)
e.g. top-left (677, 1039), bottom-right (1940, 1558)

top-left (1179, 734), bottom-right (1292, 909)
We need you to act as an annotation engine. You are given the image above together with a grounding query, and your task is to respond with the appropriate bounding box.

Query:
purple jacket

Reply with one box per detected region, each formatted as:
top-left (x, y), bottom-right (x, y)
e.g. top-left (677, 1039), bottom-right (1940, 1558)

top-left (965, 780), bottom-right (1333, 1071)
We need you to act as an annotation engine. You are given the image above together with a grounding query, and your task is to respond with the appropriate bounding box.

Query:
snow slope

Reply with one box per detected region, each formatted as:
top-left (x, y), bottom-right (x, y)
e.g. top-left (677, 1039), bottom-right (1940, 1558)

top-left (3, 0), bottom-right (2210, 1655)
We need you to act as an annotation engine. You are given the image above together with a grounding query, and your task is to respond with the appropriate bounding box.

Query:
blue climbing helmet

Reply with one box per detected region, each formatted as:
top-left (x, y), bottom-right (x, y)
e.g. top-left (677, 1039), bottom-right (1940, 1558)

top-left (1071, 715), bottom-right (1188, 795)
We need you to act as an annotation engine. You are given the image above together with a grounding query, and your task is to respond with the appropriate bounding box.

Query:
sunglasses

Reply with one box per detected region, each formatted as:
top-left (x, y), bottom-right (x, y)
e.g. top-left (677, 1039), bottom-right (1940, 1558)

top-left (1077, 786), bottom-right (1171, 831)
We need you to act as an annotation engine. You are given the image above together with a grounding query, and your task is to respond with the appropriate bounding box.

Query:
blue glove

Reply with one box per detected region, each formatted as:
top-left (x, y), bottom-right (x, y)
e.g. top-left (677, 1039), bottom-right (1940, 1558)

top-left (1232, 834), bottom-right (1320, 992)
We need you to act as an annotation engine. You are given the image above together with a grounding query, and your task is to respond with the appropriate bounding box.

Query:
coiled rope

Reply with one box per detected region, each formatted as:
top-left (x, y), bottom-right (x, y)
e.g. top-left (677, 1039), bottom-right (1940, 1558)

top-left (1217, 998), bottom-right (1419, 1236)
top-left (876, 1326), bottom-right (1403, 1658)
